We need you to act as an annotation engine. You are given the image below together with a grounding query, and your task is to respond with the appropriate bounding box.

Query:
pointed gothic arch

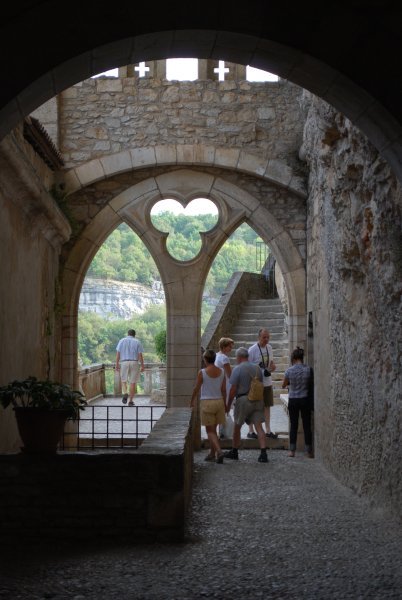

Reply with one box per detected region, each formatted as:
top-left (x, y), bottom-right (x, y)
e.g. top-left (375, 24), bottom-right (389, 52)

top-left (62, 169), bottom-right (305, 406)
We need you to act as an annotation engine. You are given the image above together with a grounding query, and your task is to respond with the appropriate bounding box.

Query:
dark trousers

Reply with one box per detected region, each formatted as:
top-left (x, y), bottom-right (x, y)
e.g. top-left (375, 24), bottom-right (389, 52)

top-left (288, 397), bottom-right (312, 452)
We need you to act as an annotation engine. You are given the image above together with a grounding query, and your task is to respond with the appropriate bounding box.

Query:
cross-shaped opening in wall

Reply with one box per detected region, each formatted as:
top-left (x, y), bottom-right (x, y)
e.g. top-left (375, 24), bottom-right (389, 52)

top-left (214, 60), bottom-right (229, 81)
top-left (135, 62), bottom-right (150, 77)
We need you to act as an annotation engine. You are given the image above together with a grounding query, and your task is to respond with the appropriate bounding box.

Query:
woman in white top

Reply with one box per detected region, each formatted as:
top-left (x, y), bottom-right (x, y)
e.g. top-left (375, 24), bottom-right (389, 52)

top-left (190, 349), bottom-right (226, 463)
top-left (215, 337), bottom-right (234, 397)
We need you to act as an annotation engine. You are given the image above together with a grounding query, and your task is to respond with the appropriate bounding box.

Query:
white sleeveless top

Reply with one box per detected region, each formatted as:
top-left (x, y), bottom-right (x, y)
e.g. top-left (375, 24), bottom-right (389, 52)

top-left (200, 368), bottom-right (224, 400)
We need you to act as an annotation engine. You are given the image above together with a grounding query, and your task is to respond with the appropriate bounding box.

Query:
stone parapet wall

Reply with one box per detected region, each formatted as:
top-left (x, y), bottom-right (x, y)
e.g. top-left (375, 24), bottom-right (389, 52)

top-left (0, 408), bottom-right (193, 543)
top-left (59, 78), bottom-right (306, 170)
top-left (303, 92), bottom-right (402, 521)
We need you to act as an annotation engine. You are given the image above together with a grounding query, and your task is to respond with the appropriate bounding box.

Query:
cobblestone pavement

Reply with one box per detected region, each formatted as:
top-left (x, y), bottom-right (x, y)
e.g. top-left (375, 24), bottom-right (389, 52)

top-left (1, 450), bottom-right (401, 599)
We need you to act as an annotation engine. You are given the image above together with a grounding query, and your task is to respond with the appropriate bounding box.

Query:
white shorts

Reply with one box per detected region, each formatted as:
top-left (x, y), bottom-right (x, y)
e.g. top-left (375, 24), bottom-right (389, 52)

top-left (120, 361), bottom-right (140, 384)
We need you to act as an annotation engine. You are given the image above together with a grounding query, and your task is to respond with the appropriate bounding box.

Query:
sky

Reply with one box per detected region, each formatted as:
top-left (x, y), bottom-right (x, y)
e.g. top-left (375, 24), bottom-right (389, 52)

top-left (94, 59), bottom-right (278, 82)
top-left (151, 198), bottom-right (218, 215)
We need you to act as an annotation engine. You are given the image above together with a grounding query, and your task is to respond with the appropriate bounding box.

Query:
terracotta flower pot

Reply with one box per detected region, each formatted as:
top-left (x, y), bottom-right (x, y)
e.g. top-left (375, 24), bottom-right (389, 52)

top-left (14, 407), bottom-right (70, 453)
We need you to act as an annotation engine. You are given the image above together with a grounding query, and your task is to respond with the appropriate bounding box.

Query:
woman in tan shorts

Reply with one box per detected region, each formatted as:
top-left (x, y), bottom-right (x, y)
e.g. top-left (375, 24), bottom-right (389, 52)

top-left (190, 349), bottom-right (226, 463)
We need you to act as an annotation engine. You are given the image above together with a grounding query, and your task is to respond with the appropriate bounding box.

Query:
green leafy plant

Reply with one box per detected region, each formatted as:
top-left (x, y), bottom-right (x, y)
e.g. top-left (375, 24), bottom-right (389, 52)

top-left (154, 330), bottom-right (167, 363)
top-left (0, 376), bottom-right (87, 420)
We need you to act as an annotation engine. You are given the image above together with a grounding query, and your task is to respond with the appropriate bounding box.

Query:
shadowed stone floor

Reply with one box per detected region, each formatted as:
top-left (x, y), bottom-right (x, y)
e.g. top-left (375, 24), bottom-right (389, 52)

top-left (0, 450), bottom-right (401, 599)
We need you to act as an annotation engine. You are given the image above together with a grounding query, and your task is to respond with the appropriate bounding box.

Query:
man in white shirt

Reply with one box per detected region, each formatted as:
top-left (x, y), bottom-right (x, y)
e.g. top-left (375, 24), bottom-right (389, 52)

top-left (248, 328), bottom-right (278, 439)
top-left (116, 329), bottom-right (145, 406)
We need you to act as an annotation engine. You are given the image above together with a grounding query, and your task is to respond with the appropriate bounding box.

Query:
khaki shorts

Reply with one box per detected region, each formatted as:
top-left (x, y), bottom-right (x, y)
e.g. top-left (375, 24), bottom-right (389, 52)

top-left (120, 361), bottom-right (140, 384)
top-left (234, 396), bottom-right (264, 426)
top-left (263, 386), bottom-right (274, 407)
top-left (200, 398), bottom-right (226, 427)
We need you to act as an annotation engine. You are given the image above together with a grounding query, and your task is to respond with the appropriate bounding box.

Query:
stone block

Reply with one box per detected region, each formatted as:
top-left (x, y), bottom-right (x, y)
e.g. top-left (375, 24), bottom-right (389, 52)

top-left (81, 206), bottom-right (121, 244)
top-left (214, 147), bottom-right (240, 168)
top-left (130, 147), bottom-right (156, 168)
top-left (212, 177), bottom-right (259, 211)
top-left (75, 159), bottom-right (105, 187)
top-left (155, 144), bottom-right (177, 165)
top-left (110, 178), bottom-right (158, 211)
top-left (100, 150), bottom-right (132, 176)
top-left (155, 169), bottom-right (214, 199)
top-left (237, 151), bottom-right (268, 176)
top-left (96, 79), bottom-right (123, 93)
top-left (265, 159), bottom-right (293, 188)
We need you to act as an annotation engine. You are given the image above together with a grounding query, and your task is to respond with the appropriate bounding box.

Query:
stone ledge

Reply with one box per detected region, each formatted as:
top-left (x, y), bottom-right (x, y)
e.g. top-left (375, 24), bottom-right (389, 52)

top-left (0, 408), bottom-right (193, 544)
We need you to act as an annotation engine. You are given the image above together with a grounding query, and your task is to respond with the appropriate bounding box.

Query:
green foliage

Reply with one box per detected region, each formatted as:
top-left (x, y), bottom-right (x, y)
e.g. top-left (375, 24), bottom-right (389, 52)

top-left (0, 376), bottom-right (87, 420)
top-left (154, 330), bottom-right (167, 362)
top-left (78, 304), bottom-right (167, 366)
top-left (87, 221), bottom-right (266, 299)
top-left (87, 225), bottom-right (159, 285)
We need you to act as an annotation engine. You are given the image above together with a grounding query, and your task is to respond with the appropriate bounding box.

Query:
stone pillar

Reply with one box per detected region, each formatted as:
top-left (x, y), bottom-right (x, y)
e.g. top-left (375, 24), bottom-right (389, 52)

top-left (143, 369), bottom-right (153, 395)
top-left (114, 368), bottom-right (122, 396)
top-left (198, 59), bottom-right (210, 80)
top-left (159, 368), bottom-right (167, 388)
top-left (228, 62), bottom-right (247, 80)
top-left (165, 283), bottom-right (202, 409)
top-left (152, 60), bottom-right (166, 79)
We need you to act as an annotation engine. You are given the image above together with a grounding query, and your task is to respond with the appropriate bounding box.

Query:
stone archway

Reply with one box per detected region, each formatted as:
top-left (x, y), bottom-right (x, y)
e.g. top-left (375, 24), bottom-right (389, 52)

top-left (63, 145), bottom-right (306, 199)
top-left (62, 169), bottom-right (305, 406)
top-left (1, 23), bottom-right (401, 183)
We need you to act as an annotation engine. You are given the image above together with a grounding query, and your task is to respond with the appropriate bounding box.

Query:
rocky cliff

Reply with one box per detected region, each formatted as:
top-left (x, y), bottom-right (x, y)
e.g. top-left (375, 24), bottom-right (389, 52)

top-left (79, 277), bottom-right (165, 318)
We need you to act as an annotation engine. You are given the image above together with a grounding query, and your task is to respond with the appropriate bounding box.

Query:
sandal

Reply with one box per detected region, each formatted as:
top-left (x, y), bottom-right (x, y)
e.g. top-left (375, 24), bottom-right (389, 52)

top-left (215, 453), bottom-right (224, 464)
top-left (204, 453), bottom-right (215, 462)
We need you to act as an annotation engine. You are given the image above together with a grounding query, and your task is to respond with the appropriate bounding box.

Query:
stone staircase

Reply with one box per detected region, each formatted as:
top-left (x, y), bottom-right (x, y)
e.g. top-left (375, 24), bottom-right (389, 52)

top-left (229, 297), bottom-right (289, 404)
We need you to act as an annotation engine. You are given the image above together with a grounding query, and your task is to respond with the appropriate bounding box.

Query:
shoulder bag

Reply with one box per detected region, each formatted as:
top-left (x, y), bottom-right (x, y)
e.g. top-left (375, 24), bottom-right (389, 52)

top-left (247, 366), bottom-right (264, 402)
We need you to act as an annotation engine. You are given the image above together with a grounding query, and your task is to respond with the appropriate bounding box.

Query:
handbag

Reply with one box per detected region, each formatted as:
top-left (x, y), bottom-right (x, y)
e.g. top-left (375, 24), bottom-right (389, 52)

top-left (247, 366), bottom-right (264, 401)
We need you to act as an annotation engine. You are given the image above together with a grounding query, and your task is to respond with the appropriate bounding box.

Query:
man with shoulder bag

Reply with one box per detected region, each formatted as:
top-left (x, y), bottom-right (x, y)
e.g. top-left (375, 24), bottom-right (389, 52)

top-left (224, 347), bottom-right (268, 463)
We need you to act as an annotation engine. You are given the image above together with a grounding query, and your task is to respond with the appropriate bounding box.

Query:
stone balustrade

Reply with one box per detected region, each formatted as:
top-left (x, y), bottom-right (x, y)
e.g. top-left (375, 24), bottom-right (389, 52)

top-left (79, 362), bottom-right (166, 401)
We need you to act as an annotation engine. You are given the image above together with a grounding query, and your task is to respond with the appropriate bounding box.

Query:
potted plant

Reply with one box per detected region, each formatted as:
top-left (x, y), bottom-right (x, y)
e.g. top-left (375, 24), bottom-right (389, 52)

top-left (0, 376), bottom-right (87, 453)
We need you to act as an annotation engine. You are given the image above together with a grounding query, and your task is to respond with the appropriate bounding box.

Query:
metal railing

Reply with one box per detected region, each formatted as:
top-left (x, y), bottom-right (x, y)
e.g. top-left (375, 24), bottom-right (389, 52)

top-left (61, 403), bottom-right (166, 451)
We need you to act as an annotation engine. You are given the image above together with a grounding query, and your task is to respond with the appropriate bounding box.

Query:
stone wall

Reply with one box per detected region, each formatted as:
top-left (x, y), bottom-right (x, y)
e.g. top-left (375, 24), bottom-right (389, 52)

top-left (0, 130), bottom-right (71, 453)
top-left (0, 408), bottom-right (193, 543)
top-left (303, 93), bottom-right (402, 520)
top-left (59, 77), bottom-right (305, 170)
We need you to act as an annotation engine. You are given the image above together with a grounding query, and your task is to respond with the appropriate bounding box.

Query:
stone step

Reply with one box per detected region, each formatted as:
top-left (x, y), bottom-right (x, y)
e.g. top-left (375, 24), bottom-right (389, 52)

top-left (244, 312), bottom-right (285, 318)
top-left (233, 323), bottom-right (284, 331)
top-left (237, 314), bottom-right (285, 331)
top-left (237, 313), bottom-right (285, 321)
top-left (231, 340), bottom-right (288, 348)
top-left (232, 331), bottom-right (286, 340)
top-left (239, 304), bottom-right (284, 311)
top-left (246, 299), bottom-right (283, 306)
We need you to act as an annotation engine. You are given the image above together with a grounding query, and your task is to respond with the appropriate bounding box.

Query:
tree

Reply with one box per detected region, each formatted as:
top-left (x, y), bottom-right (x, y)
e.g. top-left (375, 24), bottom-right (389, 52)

top-left (154, 330), bottom-right (167, 363)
